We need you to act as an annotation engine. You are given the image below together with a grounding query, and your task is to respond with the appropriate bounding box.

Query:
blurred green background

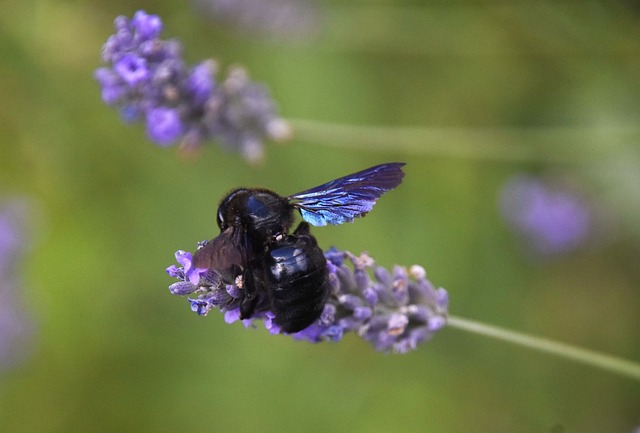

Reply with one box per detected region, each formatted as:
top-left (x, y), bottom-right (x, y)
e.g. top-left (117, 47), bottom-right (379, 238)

top-left (1, 0), bottom-right (639, 432)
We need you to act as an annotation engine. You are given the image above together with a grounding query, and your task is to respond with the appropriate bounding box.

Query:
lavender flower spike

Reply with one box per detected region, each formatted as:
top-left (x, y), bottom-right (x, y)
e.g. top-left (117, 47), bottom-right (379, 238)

top-left (0, 200), bottom-right (36, 370)
top-left (193, 0), bottom-right (323, 43)
top-left (95, 10), bottom-right (290, 162)
top-left (166, 244), bottom-right (449, 353)
top-left (499, 174), bottom-right (593, 257)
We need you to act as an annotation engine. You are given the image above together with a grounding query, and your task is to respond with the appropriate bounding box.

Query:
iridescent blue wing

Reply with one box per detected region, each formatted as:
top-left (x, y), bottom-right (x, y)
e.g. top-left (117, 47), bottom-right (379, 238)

top-left (288, 162), bottom-right (406, 226)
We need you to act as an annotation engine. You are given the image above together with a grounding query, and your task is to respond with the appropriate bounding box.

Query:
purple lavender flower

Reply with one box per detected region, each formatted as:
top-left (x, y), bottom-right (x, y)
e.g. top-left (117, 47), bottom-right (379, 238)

top-left (95, 10), bottom-right (290, 162)
top-left (0, 211), bottom-right (21, 275)
top-left (0, 201), bottom-right (36, 371)
top-left (166, 244), bottom-right (449, 353)
top-left (499, 174), bottom-right (593, 257)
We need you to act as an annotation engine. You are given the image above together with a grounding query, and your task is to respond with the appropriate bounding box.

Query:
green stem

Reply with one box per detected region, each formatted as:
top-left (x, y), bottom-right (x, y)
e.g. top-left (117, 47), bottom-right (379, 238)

top-left (446, 315), bottom-right (640, 382)
top-left (289, 118), bottom-right (640, 164)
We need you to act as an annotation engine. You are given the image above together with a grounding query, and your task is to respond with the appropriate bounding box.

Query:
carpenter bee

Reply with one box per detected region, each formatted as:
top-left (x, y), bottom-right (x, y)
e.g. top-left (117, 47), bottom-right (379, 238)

top-left (193, 162), bottom-right (406, 333)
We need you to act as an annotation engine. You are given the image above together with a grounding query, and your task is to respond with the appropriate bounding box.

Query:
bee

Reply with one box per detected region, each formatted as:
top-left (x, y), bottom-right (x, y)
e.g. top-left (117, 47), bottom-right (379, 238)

top-left (193, 162), bottom-right (406, 333)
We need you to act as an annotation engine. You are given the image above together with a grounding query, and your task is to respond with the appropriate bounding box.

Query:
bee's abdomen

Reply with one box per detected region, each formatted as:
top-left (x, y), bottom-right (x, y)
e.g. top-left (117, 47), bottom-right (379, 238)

top-left (272, 267), bottom-right (329, 333)
top-left (266, 235), bottom-right (330, 333)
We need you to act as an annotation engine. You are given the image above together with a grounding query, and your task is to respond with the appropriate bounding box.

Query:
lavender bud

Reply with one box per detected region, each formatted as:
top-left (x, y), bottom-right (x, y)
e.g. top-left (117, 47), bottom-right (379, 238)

top-left (169, 281), bottom-right (198, 296)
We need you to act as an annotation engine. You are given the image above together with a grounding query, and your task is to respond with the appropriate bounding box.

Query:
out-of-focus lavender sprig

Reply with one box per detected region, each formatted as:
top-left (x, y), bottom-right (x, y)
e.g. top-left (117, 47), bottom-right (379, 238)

top-left (94, 10), bottom-right (290, 163)
top-left (0, 200), bottom-right (36, 371)
top-left (499, 174), bottom-right (594, 258)
top-left (193, 0), bottom-right (323, 43)
top-left (166, 245), bottom-right (449, 353)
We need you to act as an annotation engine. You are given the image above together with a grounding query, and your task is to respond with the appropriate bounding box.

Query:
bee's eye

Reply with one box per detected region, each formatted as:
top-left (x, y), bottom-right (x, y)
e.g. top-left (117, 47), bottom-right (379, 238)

top-left (217, 209), bottom-right (225, 229)
top-left (217, 188), bottom-right (247, 230)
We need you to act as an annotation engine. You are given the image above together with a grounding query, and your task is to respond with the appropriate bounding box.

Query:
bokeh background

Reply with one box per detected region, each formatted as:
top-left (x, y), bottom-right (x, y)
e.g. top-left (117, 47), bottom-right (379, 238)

top-left (1, 0), bottom-right (639, 432)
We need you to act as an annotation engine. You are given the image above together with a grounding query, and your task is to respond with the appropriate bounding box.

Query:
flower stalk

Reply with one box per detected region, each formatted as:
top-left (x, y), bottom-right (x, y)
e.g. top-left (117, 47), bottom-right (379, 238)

top-left (447, 315), bottom-right (640, 382)
top-left (288, 118), bottom-right (640, 164)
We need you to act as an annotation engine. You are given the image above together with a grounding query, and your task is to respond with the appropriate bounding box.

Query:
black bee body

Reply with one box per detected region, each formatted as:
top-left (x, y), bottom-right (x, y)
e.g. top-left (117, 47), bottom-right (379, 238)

top-left (192, 163), bottom-right (406, 334)
top-left (251, 222), bottom-right (329, 332)
top-left (196, 189), bottom-right (327, 333)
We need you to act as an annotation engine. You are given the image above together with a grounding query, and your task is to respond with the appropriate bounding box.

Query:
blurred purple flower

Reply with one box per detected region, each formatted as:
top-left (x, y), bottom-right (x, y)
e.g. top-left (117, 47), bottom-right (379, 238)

top-left (0, 201), bottom-right (36, 371)
top-left (193, 0), bottom-right (323, 43)
top-left (166, 245), bottom-right (449, 353)
top-left (499, 174), bottom-right (593, 257)
top-left (95, 10), bottom-right (290, 162)
top-left (146, 107), bottom-right (183, 145)
top-left (0, 214), bottom-right (21, 274)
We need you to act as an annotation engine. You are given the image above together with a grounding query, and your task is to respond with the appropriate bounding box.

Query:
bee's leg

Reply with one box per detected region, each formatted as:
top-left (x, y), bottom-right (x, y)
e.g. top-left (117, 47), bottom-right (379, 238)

top-left (292, 221), bottom-right (311, 236)
top-left (239, 267), bottom-right (259, 320)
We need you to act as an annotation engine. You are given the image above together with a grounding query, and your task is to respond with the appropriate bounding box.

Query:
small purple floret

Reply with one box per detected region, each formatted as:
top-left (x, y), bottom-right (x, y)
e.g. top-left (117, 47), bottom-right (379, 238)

top-left (172, 250), bottom-right (207, 286)
top-left (146, 107), bottom-right (183, 146)
top-left (115, 54), bottom-right (149, 85)
top-left (131, 10), bottom-right (163, 41)
top-left (223, 309), bottom-right (241, 324)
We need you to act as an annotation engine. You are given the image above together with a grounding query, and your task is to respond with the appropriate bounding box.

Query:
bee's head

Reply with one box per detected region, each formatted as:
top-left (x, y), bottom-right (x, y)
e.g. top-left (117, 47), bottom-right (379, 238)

top-left (216, 188), bottom-right (292, 236)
